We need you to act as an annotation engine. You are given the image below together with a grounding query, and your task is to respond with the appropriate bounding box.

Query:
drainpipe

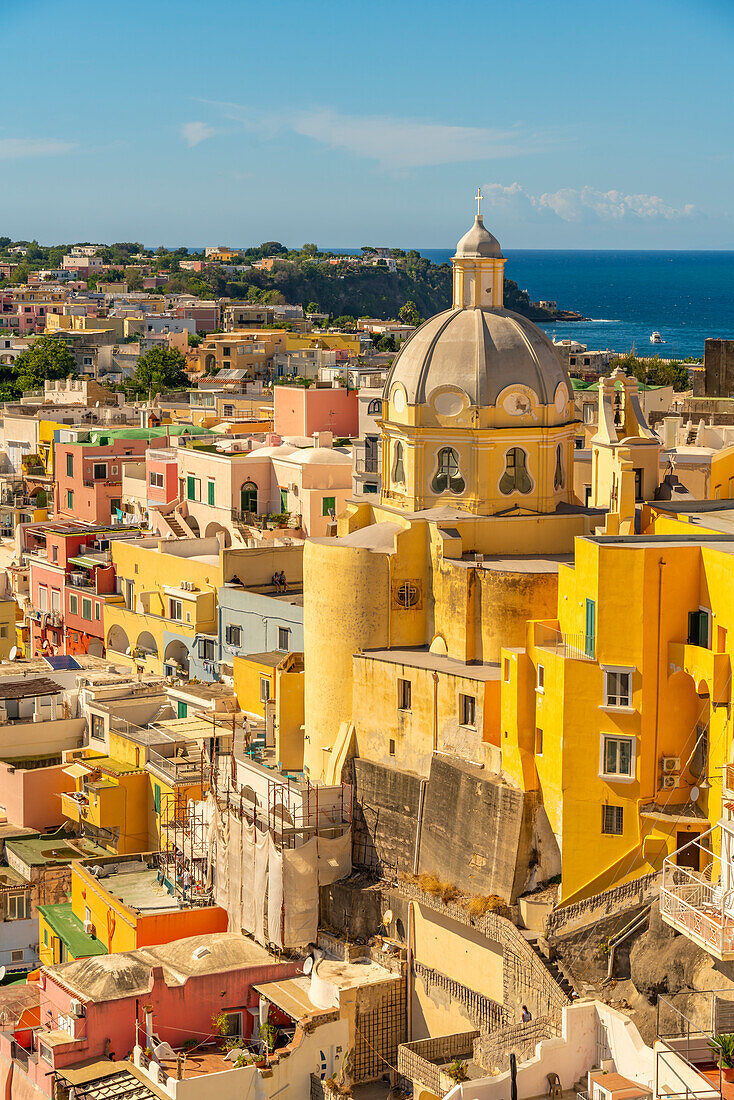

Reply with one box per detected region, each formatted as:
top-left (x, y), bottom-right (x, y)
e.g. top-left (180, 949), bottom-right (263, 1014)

top-left (651, 557), bottom-right (667, 800)
top-left (432, 671), bottom-right (439, 753)
top-left (407, 901), bottom-right (415, 1042)
top-left (413, 779), bottom-right (427, 875)
top-left (145, 1006), bottom-right (154, 1051)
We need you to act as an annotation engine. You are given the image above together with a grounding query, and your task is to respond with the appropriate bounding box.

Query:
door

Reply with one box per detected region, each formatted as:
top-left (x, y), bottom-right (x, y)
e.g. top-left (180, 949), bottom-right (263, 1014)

top-left (585, 598), bottom-right (596, 658)
top-left (676, 832), bottom-right (700, 872)
top-left (240, 482), bottom-right (257, 513)
top-left (634, 468), bottom-right (643, 501)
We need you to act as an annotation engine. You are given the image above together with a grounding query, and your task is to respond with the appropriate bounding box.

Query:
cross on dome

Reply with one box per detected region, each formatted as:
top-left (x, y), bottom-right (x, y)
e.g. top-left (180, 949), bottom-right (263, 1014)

top-left (475, 187), bottom-right (483, 215)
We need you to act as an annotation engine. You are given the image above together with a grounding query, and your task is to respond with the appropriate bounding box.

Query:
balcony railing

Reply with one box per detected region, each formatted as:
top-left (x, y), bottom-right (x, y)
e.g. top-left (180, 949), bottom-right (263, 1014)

top-left (534, 622), bottom-right (595, 661)
top-left (148, 748), bottom-right (204, 785)
top-left (398, 1032), bottom-right (479, 1097)
top-left (354, 455), bottom-right (380, 474)
top-left (660, 827), bottom-right (734, 960)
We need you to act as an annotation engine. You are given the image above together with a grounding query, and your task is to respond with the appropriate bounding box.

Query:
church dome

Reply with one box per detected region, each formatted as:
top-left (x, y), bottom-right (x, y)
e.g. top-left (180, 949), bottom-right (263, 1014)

top-left (385, 305), bottom-right (572, 411)
top-left (454, 214), bottom-right (503, 259)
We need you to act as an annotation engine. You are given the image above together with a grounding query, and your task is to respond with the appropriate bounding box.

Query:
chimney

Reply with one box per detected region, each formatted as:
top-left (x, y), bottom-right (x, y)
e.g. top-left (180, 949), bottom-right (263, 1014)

top-left (314, 431), bottom-right (333, 449)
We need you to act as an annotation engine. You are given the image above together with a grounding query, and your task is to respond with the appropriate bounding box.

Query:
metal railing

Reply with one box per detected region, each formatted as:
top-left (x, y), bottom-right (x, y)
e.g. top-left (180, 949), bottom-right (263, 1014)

top-left (147, 748), bottom-right (204, 785)
top-left (354, 455), bottom-right (380, 474)
top-left (660, 832), bottom-right (734, 958)
top-left (534, 622), bottom-right (596, 661)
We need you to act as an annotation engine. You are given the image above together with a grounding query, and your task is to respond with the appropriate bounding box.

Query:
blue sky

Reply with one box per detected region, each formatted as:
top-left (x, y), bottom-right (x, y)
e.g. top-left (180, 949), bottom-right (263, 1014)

top-left (2, 0), bottom-right (733, 249)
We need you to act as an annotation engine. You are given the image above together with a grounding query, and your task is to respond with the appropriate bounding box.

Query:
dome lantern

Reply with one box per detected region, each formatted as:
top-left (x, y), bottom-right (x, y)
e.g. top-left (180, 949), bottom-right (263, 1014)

top-left (452, 189), bottom-right (505, 309)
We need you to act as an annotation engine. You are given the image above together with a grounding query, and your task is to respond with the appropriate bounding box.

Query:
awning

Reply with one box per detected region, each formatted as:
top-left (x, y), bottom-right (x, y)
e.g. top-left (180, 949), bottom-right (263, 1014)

top-left (0, 677), bottom-right (60, 700)
top-left (63, 762), bottom-right (92, 780)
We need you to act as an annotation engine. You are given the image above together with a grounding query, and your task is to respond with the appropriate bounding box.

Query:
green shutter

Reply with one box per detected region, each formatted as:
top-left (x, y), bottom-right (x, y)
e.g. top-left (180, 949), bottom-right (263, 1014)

top-left (208, 481), bottom-right (215, 506)
top-left (154, 784), bottom-right (161, 814)
top-left (280, 488), bottom-right (288, 512)
top-left (187, 476), bottom-right (196, 501)
top-left (177, 701), bottom-right (188, 718)
top-left (585, 598), bottom-right (596, 658)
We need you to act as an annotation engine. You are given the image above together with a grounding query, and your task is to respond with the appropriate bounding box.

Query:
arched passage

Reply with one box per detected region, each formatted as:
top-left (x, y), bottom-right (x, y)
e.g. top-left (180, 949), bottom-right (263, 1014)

top-left (137, 631), bottom-right (158, 658)
top-left (164, 639), bottom-right (190, 676)
top-left (240, 482), bottom-right (258, 513)
top-left (205, 522), bottom-right (231, 547)
top-left (107, 624), bottom-right (130, 655)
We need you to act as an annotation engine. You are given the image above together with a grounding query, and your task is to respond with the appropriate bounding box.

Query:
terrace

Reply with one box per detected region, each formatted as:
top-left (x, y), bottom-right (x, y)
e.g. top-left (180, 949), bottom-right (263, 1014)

top-left (660, 823), bottom-right (734, 960)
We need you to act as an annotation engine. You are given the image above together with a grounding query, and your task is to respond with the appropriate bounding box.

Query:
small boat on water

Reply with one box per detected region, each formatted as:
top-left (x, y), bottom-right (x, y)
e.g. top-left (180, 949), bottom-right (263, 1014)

top-left (650, 331), bottom-right (664, 344)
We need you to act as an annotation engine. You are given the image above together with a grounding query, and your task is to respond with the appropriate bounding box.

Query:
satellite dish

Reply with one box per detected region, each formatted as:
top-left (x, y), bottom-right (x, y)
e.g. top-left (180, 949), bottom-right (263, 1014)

top-left (382, 909), bottom-right (393, 927)
top-left (153, 1041), bottom-right (176, 1061)
top-left (125, 646), bottom-right (132, 655)
top-left (0, 966), bottom-right (6, 982)
top-left (690, 786), bottom-right (700, 803)
top-left (8, 646), bottom-right (17, 661)
top-left (42, 640), bottom-right (48, 649)
top-left (303, 956), bottom-right (314, 975)
top-left (95, 401), bottom-right (100, 408)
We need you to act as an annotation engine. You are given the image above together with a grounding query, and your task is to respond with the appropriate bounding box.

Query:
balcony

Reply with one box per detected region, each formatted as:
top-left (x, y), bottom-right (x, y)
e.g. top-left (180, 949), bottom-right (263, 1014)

top-left (147, 748), bottom-right (204, 786)
top-left (354, 455), bottom-right (380, 474)
top-left (668, 643), bottom-right (731, 706)
top-left (534, 622), bottom-right (595, 662)
top-left (398, 1032), bottom-right (480, 1097)
top-left (660, 824), bottom-right (734, 960)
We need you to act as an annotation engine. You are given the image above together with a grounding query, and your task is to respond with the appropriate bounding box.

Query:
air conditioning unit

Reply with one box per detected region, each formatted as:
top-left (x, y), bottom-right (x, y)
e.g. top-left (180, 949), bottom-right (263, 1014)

top-left (662, 775), bottom-right (680, 790)
top-left (662, 756), bottom-right (681, 773)
top-left (82, 920), bottom-right (94, 935)
top-left (69, 999), bottom-right (85, 1017)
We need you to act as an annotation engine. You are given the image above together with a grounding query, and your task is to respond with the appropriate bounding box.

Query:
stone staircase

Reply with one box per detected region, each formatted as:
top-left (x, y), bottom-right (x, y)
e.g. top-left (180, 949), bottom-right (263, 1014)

top-left (527, 934), bottom-right (576, 999)
top-left (166, 512), bottom-right (186, 537)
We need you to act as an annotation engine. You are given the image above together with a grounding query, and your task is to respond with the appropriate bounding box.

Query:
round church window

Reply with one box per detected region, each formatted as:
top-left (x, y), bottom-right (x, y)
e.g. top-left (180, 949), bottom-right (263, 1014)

top-left (396, 582), bottom-right (419, 609)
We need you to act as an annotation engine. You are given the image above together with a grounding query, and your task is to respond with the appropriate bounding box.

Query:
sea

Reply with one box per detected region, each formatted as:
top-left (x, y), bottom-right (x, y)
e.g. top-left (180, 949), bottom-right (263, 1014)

top-left (416, 249), bottom-right (734, 361)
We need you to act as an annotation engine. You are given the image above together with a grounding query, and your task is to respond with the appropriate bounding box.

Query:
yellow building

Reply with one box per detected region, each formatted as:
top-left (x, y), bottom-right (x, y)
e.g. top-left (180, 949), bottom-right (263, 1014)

top-left (197, 330), bottom-right (288, 375)
top-left (234, 651), bottom-right (305, 771)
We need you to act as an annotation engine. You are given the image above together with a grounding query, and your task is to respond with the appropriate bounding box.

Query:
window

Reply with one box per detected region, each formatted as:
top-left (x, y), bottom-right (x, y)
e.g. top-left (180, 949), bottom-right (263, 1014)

top-left (226, 624), bottom-right (242, 647)
top-left (91, 715), bottom-right (104, 741)
top-left (602, 805), bottom-right (624, 835)
top-left (601, 734), bottom-right (634, 779)
top-left (39, 1044), bottom-right (52, 1065)
top-left (604, 668), bottom-right (631, 708)
top-left (500, 448), bottom-right (532, 495)
top-left (170, 598), bottom-right (183, 621)
top-left (240, 482), bottom-right (257, 513)
top-left (392, 441), bottom-right (405, 485)
top-left (69, 593), bottom-right (78, 615)
top-left (503, 658), bottom-right (510, 682)
top-left (51, 588), bottom-right (60, 613)
top-left (149, 471), bottom-right (164, 488)
top-left (322, 496), bottom-right (335, 517)
top-left (535, 727), bottom-right (543, 756)
top-left (220, 1011), bottom-right (243, 1038)
top-left (93, 463), bottom-right (107, 480)
top-left (368, 398), bottom-right (381, 415)
top-left (95, 602), bottom-right (101, 621)
top-left (260, 676), bottom-right (271, 703)
top-left (222, 346), bottom-right (231, 357)
top-left (398, 678), bottom-right (412, 710)
top-left (6, 892), bottom-right (28, 920)
top-left (536, 664), bottom-right (545, 693)
top-left (396, 581), bottom-right (419, 608)
top-left (554, 444), bottom-right (565, 490)
top-left (186, 476), bottom-right (200, 502)
top-left (177, 701), bottom-right (188, 719)
top-left (688, 608), bottom-right (711, 649)
top-left (576, 437), bottom-right (585, 450)
top-left (67, 489), bottom-right (74, 510)
top-left (278, 626), bottom-right (290, 650)
top-left (459, 693), bottom-right (476, 728)
top-left (431, 447), bottom-right (465, 494)
top-left (51, 545), bottom-right (58, 563)
top-left (39, 586), bottom-right (48, 612)
top-left (389, 738), bottom-right (396, 756)
top-left (154, 784), bottom-right (161, 814)
top-left (280, 487), bottom-right (288, 512)
top-left (585, 598), bottom-right (596, 658)
top-left (66, 453), bottom-right (74, 477)
top-left (207, 480), bottom-right (215, 506)
top-left (0, 627), bottom-right (7, 640)
top-left (82, 597), bottom-right (92, 620)
top-left (199, 638), bottom-right (215, 661)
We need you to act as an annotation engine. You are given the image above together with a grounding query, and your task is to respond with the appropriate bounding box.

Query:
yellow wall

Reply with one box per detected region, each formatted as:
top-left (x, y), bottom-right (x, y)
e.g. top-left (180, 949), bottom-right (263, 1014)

top-left (711, 444), bottom-right (734, 499)
top-left (287, 332), bottom-right (362, 355)
top-left (234, 655), bottom-right (276, 719)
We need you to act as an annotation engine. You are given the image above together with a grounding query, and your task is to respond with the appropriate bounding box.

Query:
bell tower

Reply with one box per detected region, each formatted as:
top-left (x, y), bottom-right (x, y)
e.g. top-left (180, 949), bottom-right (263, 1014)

top-left (452, 188), bottom-right (506, 309)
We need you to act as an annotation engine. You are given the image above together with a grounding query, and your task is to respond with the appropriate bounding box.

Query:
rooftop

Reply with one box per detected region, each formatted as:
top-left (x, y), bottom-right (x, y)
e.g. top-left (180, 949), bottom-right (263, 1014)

top-left (358, 646), bottom-right (501, 681)
top-left (49, 932), bottom-right (275, 1002)
top-left (6, 834), bottom-right (109, 868)
top-left (37, 903), bottom-right (107, 958)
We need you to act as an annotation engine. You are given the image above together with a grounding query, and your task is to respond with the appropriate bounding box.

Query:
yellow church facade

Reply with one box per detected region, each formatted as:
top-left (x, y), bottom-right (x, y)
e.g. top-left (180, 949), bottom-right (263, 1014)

top-left (302, 201), bottom-right (734, 909)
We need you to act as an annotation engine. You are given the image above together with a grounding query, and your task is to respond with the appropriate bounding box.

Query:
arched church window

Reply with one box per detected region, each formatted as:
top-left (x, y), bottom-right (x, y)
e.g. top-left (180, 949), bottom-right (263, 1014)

top-left (240, 481), bottom-right (258, 513)
top-left (396, 581), bottom-right (419, 608)
top-left (392, 441), bottom-right (405, 485)
top-left (554, 444), bottom-right (564, 490)
top-left (431, 447), bottom-right (465, 494)
top-left (500, 448), bottom-right (532, 495)
top-left (367, 399), bottom-right (381, 415)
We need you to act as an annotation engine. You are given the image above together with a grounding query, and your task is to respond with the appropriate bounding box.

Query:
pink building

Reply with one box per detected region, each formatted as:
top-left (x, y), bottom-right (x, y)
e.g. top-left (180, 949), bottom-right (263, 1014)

top-left (0, 933), bottom-right (299, 1094)
top-left (0, 759), bottom-right (74, 830)
top-left (172, 301), bottom-right (220, 333)
top-left (274, 384), bottom-right (359, 439)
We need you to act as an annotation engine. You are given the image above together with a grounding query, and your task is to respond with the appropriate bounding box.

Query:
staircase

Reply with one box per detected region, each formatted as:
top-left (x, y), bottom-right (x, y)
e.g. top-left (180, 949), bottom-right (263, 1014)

top-left (166, 513), bottom-right (186, 537)
top-left (528, 935), bottom-right (576, 999)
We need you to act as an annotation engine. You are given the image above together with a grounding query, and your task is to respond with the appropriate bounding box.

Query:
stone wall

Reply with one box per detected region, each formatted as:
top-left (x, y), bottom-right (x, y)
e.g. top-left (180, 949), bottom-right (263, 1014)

top-left (473, 1014), bottom-right (561, 1074)
top-left (546, 871), bottom-right (660, 940)
top-left (417, 754), bottom-right (530, 901)
top-left (398, 1031), bottom-right (479, 1095)
top-left (697, 339), bottom-right (734, 398)
top-left (351, 758), bottom-right (422, 873)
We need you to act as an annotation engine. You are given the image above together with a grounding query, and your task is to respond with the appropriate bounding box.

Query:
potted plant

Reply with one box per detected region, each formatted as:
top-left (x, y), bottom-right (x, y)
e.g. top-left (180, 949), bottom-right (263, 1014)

top-left (446, 1059), bottom-right (469, 1084)
top-left (710, 1034), bottom-right (734, 1082)
top-left (260, 1021), bottom-right (277, 1054)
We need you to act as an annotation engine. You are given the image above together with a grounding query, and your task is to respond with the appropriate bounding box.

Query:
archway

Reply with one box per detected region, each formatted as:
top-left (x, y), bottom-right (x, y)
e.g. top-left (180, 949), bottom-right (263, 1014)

top-left (164, 639), bottom-right (190, 676)
top-left (87, 637), bottom-right (104, 658)
top-left (107, 624), bottom-right (130, 656)
top-left (137, 631), bottom-right (158, 658)
top-left (186, 515), bottom-right (200, 536)
top-left (205, 522), bottom-right (231, 547)
top-left (240, 482), bottom-right (258, 514)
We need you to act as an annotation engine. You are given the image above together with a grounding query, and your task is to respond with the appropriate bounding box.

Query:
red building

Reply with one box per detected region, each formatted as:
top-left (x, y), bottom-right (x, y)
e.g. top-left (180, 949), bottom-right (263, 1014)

top-left (27, 523), bottom-right (141, 657)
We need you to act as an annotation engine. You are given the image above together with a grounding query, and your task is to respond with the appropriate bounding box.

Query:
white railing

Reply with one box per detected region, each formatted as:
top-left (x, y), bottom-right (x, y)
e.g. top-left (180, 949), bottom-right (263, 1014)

top-left (660, 836), bottom-right (734, 958)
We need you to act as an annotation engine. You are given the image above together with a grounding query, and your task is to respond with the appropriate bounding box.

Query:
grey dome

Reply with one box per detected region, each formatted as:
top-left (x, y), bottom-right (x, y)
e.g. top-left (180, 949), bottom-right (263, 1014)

top-left (454, 215), bottom-right (503, 259)
top-left (385, 307), bottom-right (572, 408)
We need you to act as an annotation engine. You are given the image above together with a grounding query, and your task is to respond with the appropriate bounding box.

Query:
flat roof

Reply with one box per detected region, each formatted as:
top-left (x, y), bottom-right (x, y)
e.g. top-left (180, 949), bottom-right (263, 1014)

top-left (96, 866), bottom-right (181, 913)
top-left (6, 834), bottom-right (109, 867)
top-left (37, 903), bottom-right (107, 958)
top-left (255, 959), bottom-right (395, 1020)
top-left (358, 647), bottom-right (501, 681)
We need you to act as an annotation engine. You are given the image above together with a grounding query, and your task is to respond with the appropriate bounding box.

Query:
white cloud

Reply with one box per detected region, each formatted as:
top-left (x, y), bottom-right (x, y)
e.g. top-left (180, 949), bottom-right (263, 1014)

top-left (0, 138), bottom-right (76, 160)
top-left (180, 121), bottom-right (218, 148)
top-left (200, 100), bottom-right (549, 169)
top-left (482, 181), bottom-right (695, 222)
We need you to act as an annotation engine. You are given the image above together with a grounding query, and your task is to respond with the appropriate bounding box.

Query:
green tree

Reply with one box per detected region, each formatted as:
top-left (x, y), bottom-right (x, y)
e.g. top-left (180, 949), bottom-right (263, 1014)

top-left (608, 353), bottom-right (691, 393)
top-left (399, 300), bottom-right (420, 326)
top-left (129, 345), bottom-right (189, 398)
top-left (301, 243), bottom-right (318, 256)
top-left (11, 336), bottom-right (77, 396)
top-left (306, 301), bottom-right (320, 314)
